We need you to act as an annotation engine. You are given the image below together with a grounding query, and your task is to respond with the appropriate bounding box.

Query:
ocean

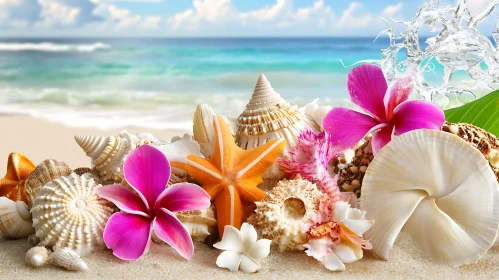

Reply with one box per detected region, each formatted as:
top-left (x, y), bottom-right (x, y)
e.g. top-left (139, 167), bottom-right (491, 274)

top-left (0, 37), bottom-right (435, 131)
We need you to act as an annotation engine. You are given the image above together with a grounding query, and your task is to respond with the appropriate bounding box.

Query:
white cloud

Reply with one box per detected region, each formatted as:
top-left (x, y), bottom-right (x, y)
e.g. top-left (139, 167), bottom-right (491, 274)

top-left (240, 0), bottom-right (290, 23)
top-left (92, 0), bottom-right (163, 30)
top-left (141, 16), bottom-right (162, 29)
top-left (334, 2), bottom-right (373, 29)
top-left (381, 2), bottom-right (403, 17)
top-left (107, 0), bottom-right (163, 2)
top-left (38, 0), bottom-right (81, 26)
top-left (168, 0), bottom-right (235, 29)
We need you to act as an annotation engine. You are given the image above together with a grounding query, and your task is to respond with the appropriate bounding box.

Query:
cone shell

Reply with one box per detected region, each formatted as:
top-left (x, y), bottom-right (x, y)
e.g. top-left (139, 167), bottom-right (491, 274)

top-left (361, 130), bottom-right (499, 267)
top-left (442, 122), bottom-right (499, 181)
top-left (25, 159), bottom-right (72, 208)
top-left (176, 204), bottom-right (217, 242)
top-left (25, 246), bottom-right (50, 268)
top-left (248, 176), bottom-right (321, 252)
top-left (0, 152), bottom-right (36, 203)
top-left (0, 197), bottom-right (35, 239)
top-left (31, 174), bottom-right (113, 256)
top-left (236, 75), bottom-right (320, 188)
top-left (51, 248), bottom-right (88, 271)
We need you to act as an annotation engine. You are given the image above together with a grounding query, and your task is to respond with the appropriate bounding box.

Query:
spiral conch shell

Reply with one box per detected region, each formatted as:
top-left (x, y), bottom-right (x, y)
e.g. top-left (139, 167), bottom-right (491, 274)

top-left (236, 75), bottom-right (320, 188)
top-left (176, 204), bottom-right (217, 242)
top-left (361, 130), bottom-right (499, 267)
top-left (0, 197), bottom-right (35, 239)
top-left (31, 173), bottom-right (113, 256)
top-left (248, 175), bottom-right (321, 252)
top-left (25, 159), bottom-right (73, 208)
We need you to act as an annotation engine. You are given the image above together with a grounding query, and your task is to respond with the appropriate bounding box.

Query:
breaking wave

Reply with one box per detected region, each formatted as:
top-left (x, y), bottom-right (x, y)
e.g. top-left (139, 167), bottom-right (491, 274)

top-left (0, 42), bottom-right (110, 52)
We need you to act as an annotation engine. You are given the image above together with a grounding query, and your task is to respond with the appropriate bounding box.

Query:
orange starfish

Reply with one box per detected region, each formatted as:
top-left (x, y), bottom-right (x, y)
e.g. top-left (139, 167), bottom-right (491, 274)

top-left (0, 152), bottom-right (36, 203)
top-left (172, 115), bottom-right (286, 236)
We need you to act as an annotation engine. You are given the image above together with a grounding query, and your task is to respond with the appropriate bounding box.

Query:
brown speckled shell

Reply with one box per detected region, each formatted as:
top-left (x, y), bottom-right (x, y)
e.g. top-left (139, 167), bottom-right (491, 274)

top-left (25, 159), bottom-right (72, 207)
top-left (337, 137), bottom-right (374, 198)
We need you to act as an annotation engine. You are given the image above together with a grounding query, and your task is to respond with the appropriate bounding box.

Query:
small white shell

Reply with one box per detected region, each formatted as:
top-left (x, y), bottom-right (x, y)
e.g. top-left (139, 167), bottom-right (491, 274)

top-left (51, 248), bottom-right (88, 271)
top-left (25, 246), bottom-right (50, 268)
top-left (31, 174), bottom-right (113, 256)
top-left (176, 205), bottom-right (217, 242)
top-left (361, 130), bottom-right (499, 267)
top-left (193, 104), bottom-right (217, 158)
top-left (0, 197), bottom-right (35, 239)
top-left (157, 134), bottom-right (203, 176)
top-left (304, 101), bottom-right (332, 130)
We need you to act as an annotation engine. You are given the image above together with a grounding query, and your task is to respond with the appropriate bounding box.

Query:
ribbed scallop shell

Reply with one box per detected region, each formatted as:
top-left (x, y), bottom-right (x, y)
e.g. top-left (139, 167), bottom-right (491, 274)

top-left (25, 159), bottom-right (72, 208)
top-left (25, 246), bottom-right (50, 268)
top-left (176, 204), bottom-right (217, 242)
top-left (51, 247), bottom-right (88, 271)
top-left (0, 197), bottom-right (35, 239)
top-left (31, 173), bottom-right (113, 256)
top-left (361, 130), bottom-right (499, 267)
top-left (236, 75), bottom-right (320, 188)
top-left (247, 176), bottom-right (321, 252)
top-left (193, 104), bottom-right (217, 158)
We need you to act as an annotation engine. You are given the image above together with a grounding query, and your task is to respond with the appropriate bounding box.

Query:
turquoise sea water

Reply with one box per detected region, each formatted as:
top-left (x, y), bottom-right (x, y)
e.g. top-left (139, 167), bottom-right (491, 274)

top-left (0, 37), bottom-right (445, 130)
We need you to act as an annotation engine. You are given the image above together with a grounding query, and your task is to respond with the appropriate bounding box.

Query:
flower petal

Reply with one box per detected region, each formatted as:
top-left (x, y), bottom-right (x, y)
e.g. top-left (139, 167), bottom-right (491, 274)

top-left (239, 255), bottom-right (260, 273)
top-left (323, 107), bottom-right (382, 151)
top-left (240, 223), bottom-right (258, 248)
top-left (213, 225), bottom-right (243, 252)
top-left (248, 239), bottom-right (272, 260)
top-left (124, 145), bottom-right (171, 210)
top-left (371, 126), bottom-right (394, 154)
top-left (154, 183), bottom-right (210, 212)
top-left (103, 212), bottom-right (152, 261)
top-left (392, 100), bottom-right (445, 135)
top-left (333, 201), bottom-right (350, 222)
top-left (383, 69), bottom-right (416, 119)
top-left (153, 208), bottom-right (194, 260)
top-left (97, 185), bottom-right (149, 216)
top-left (333, 243), bottom-right (362, 263)
top-left (343, 219), bottom-right (375, 236)
top-left (216, 251), bottom-right (242, 272)
top-left (323, 253), bottom-right (346, 271)
top-left (347, 64), bottom-right (388, 120)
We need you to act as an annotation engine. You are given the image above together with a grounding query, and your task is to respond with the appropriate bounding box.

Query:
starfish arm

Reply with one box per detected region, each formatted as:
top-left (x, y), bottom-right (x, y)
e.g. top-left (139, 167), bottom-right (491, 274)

top-left (235, 138), bottom-right (287, 180)
top-left (235, 180), bottom-right (266, 203)
top-left (171, 155), bottom-right (223, 185)
top-left (214, 185), bottom-right (244, 237)
top-left (210, 115), bottom-right (243, 175)
top-left (203, 183), bottom-right (224, 199)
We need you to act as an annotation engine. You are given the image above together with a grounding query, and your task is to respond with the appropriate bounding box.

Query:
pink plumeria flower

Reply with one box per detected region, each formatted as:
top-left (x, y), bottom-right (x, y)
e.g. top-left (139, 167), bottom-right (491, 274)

top-left (97, 145), bottom-right (211, 261)
top-left (323, 64), bottom-right (445, 154)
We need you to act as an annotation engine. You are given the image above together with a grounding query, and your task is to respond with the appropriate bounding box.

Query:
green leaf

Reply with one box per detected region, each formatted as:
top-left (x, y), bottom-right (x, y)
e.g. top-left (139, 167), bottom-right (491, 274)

top-left (444, 89), bottom-right (499, 137)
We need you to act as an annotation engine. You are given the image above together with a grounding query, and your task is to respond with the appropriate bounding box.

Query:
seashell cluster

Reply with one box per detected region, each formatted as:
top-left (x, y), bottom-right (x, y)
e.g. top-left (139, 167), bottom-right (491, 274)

top-left (337, 137), bottom-right (373, 198)
top-left (31, 173), bottom-right (113, 256)
top-left (176, 204), bottom-right (217, 242)
top-left (248, 175), bottom-right (322, 252)
top-left (25, 159), bottom-right (72, 207)
top-left (442, 122), bottom-right (499, 181)
top-left (235, 74), bottom-right (320, 188)
top-left (25, 246), bottom-right (50, 268)
top-left (0, 197), bottom-right (35, 239)
top-left (361, 130), bottom-right (499, 267)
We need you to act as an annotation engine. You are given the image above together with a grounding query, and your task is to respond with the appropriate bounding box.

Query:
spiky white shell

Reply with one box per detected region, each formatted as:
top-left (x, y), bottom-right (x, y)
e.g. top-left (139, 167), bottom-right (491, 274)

top-left (25, 159), bottom-right (73, 207)
top-left (361, 130), bottom-right (499, 267)
top-left (51, 248), bottom-right (88, 271)
top-left (0, 197), bottom-right (35, 239)
top-left (248, 176), bottom-right (321, 251)
top-left (236, 74), bottom-right (320, 188)
top-left (176, 204), bottom-right (217, 242)
top-left (31, 174), bottom-right (113, 256)
top-left (25, 246), bottom-right (50, 268)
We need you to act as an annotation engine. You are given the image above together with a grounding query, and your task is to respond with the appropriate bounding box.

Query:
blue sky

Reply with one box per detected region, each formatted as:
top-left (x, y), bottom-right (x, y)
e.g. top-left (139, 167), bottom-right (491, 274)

top-left (0, 0), bottom-right (497, 37)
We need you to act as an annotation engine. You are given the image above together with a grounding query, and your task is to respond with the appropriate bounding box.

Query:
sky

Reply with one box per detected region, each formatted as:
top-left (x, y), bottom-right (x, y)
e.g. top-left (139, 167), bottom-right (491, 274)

top-left (0, 0), bottom-right (497, 37)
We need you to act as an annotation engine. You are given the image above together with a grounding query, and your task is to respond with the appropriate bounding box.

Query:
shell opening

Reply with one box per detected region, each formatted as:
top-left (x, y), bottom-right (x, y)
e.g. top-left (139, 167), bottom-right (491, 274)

top-left (281, 198), bottom-right (306, 220)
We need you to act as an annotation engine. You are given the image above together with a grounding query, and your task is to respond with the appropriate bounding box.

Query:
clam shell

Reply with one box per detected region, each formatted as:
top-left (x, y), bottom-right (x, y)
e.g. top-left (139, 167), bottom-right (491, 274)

top-left (25, 246), bottom-right (50, 268)
top-left (0, 197), bottom-right (35, 239)
top-left (31, 174), bottom-right (113, 256)
top-left (176, 204), bottom-right (217, 242)
top-left (193, 104), bottom-right (217, 158)
top-left (236, 74), bottom-right (320, 188)
top-left (51, 248), bottom-right (88, 271)
top-left (248, 175), bottom-right (321, 252)
top-left (25, 159), bottom-right (72, 207)
top-left (361, 130), bottom-right (499, 267)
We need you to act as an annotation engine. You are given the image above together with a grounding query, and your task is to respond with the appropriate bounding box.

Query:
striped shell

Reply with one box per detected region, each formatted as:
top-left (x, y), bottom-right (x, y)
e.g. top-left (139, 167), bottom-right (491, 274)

top-left (25, 159), bottom-right (72, 208)
top-left (51, 248), bottom-right (88, 271)
top-left (0, 152), bottom-right (36, 204)
top-left (247, 176), bottom-right (321, 251)
top-left (236, 75), bottom-right (320, 188)
top-left (0, 197), bottom-right (35, 239)
top-left (31, 173), bottom-right (113, 256)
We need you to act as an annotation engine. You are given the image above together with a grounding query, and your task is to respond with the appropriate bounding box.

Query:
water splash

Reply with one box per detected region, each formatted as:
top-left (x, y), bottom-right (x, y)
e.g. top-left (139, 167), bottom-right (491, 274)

top-left (375, 0), bottom-right (499, 108)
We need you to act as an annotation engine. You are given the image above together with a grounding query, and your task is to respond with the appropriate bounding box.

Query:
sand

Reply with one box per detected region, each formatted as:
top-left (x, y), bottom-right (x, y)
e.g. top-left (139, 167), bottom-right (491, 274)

top-left (0, 115), bottom-right (498, 279)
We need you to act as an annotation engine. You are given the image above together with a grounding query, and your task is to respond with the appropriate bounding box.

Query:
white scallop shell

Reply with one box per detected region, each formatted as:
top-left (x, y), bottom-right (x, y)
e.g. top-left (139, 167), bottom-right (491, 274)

top-left (156, 133), bottom-right (203, 176)
top-left (25, 246), bottom-right (50, 268)
top-left (31, 173), bottom-right (113, 256)
top-left (193, 104), bottom-right (217, 158)
top-left (0, 197), bottom-right (35, 239)
top-left (51, 248), bottom-right (88, 271)
top-left (248, 175), bottom-right (321, 251)
top-left (304, 100), bottom-right (332, 130)
top-left (236, 74), bottom-right (320, 188)
top-left (361, 130), bottom-right (499, 267)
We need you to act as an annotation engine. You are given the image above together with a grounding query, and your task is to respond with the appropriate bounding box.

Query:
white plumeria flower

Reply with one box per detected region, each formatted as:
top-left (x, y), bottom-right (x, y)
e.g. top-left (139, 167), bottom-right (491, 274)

top-left (214, 223), bottom-right (271, 273)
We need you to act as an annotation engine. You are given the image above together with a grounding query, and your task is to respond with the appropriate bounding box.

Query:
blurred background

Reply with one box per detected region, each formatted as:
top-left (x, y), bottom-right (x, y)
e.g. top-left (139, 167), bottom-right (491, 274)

top-left (0, 0), bottom-right (497, 131)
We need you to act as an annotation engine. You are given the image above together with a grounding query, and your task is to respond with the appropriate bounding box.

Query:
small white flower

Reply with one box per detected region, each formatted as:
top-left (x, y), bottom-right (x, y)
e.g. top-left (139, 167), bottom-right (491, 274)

top-left (214, 223), bottom-right (272, 273)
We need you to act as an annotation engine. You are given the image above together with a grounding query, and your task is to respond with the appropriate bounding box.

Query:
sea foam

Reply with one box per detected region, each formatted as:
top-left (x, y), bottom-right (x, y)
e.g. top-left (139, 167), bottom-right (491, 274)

top-left (0, 42), bottom-right (110, 52)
